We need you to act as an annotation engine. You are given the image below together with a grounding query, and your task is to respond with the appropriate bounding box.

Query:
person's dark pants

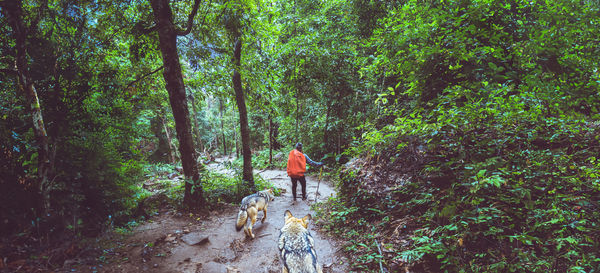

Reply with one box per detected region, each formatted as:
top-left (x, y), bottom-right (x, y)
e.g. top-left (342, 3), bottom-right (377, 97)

top-left (290, 176), bottom-right (307, 200)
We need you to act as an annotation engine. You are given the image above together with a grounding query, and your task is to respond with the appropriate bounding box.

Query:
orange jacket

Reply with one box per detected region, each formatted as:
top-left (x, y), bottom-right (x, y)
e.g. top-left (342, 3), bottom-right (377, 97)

top-left (287, 149), bottom-right (306, 178)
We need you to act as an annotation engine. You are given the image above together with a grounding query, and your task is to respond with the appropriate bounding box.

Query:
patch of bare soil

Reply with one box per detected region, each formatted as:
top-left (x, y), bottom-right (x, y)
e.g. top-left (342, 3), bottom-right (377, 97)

top-left (68, 165), bottom-right (349, 273)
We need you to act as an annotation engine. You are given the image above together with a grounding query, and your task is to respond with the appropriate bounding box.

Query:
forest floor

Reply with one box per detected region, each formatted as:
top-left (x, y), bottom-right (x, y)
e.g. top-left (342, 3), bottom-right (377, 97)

top-left (67, 158), bottom-right (349, 273)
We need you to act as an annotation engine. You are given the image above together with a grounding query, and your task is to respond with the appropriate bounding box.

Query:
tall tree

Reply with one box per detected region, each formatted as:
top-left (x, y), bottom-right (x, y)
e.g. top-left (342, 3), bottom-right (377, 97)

top-left (219, 1), bottom-right (255, 189)
top-left (188, 91), bottom-right (203, 152)
top-left (232, 38), bottom-right (254, 188)
top-left (1, 0), bottom-right (53, 214)
top-left (160, 114), bottom-right (177, 164)
top-left (219, 97), bottom-right (227, 155)
top-left (149, 0), bottom-right (205, 208)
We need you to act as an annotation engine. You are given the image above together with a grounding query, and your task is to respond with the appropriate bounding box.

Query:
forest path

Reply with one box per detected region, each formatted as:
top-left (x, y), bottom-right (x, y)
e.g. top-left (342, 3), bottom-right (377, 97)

top-left (92, 159), bottom-right (349, 273)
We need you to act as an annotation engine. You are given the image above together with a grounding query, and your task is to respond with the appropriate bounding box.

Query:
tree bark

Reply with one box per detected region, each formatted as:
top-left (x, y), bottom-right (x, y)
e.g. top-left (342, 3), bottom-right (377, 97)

top-left (2, 0), bottom-right (52, 214)
top-left (268, 111), bottom-right (273, 166)
top-left (219, 98), bottom-right (227, 155)
top-left (232, 39), bottom-right (254, 189)
top-left (149, 114), bottom-right (171, 163)
top-left (161, 116), bottom-right (177, 164)
top-left (233, 103), bottom-right (239, 158)
top-left (234, 122), bottom-right (239, 158)
top-left (188, 91), bottom-right (203, 152)
top-left (323, 101), bottom-right (330, 147)
top-left (295, 90), bottom-right (299, 142)
top-left (150, 0), bottom-right (205, 208)
top-left (215, 133), bottom-right (219, 153)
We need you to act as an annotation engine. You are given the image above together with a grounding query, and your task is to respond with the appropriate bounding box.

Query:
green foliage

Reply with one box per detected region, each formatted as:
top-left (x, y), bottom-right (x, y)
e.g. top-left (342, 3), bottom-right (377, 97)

top-left (318, 0), bottom-right (600, 272)
top-left (2, 1), bottom-right (599, 272)
top-left (200, 163), bottom-right (280, 204)
top-left (0, 0), bottom-right (159, 237)
top-left (200, 169), bottom-right (243, 203)
top-left (313, 189), bottom-right (395, 271)
top-left (251, 148), bottom-right (286, 169)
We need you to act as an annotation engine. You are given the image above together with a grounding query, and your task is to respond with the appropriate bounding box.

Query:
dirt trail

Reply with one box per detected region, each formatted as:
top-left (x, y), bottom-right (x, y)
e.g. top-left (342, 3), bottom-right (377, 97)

top-left (86, 161), bottom-right (349, 273)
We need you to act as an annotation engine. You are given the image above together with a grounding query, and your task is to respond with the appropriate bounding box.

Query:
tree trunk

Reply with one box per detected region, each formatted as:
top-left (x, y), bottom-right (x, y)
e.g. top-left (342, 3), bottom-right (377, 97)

top-left (338, 133), bottom-right (342, 155)
top-left (161, 116), bottom-right (177, 164)
top-left (295, 90), bottom-right (299, 142)
top-left (215, 133), bottom-right (219, 154)
top-left (150, 0), bottom-right (205, 208)
top-left (269, 112), bottom-right (273, 166)
top-left (149, 114), bottom-right (171, 163)
top-left (234, 124), bottom-right (239, 158)
top-left (323, 102), bottom-right (330, 148)
top-left (219, 98), bottom-right (227, 155)
top-left (232, 39), bottom-right (254, 189)
top-left (3, 0), bottom-right (52, 214)
top-left (233, 103), bottom-right (239, 158)
top-left (188, 91), bottom-right (203, 152)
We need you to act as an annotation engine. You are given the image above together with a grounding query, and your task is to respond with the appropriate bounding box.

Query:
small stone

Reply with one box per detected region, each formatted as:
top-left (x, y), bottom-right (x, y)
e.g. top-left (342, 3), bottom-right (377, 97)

top-left (181, 233), bottom-right (209, 245)
top-left (165, 234), bottom-right (176, 242)
top-left (226, 265), bottom-right (241, 273)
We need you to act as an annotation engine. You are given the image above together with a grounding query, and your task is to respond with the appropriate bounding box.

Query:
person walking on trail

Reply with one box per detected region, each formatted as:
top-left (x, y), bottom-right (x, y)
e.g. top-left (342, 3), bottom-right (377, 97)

top-left (286, 142), bottom-right (323, 202)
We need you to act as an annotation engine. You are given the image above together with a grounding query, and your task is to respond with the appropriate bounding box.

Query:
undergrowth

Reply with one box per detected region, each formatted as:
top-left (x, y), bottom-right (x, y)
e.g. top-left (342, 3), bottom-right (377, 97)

top-left (318, 99), bottom-right (600, 272)
top-left (319, 1), bottom-right (600, 272)
top-left (111, 161), bottom-right (280, 234)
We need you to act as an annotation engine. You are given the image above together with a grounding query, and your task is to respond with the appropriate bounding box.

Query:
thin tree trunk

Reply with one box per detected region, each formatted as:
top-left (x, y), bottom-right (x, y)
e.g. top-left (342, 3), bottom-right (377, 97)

top-left (215, 134), bottom-right (219, 154)
top-left (150, 0), bottom-right (205, 208)
top-left (232, 39), bottom-right (254, 189)
top-left (2, 0), bottom-right (52, 214)
top-left (323, 102), bottom-right (330, 147)
top-left (219, 98), bottom-right (227, 155)
top-left (161, 116), bottom-right (177, 164)
top-left (295, 90), bottom-right (299, 142)
top-left (269, 112), bottom-right (273, 166)
top-left (234, 124), bottom-right (239, 158)
top-left (189, 91), bottom-right (203, 152)
top-left (338, 133), bottom-right (342, 155)
top-left (233, 103), bottom-right (239, 158)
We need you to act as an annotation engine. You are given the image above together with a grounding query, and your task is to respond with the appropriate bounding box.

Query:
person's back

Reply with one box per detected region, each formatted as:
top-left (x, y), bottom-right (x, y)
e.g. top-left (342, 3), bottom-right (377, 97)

top-left (286, 142), bottom-right (322, 202)
top-left (287, 148), bottom-right (306, 178)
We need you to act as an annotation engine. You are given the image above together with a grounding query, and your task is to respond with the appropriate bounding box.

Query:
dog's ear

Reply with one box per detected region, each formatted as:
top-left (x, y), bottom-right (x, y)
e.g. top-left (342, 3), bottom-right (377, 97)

top-left (301, 214), bottom-right (312, 228)
top-left (284, 210), bottom-right (293, 221)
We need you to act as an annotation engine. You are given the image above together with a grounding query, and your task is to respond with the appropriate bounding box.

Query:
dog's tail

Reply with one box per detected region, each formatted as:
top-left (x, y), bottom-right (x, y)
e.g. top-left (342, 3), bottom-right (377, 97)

top-left (236, 208), bottom-right (247, 231)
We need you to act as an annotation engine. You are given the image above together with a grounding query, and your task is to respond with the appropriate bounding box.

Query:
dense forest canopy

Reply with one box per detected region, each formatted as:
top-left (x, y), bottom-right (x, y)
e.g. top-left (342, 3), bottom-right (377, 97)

top-left (1, 0), bottom-right (599, 271)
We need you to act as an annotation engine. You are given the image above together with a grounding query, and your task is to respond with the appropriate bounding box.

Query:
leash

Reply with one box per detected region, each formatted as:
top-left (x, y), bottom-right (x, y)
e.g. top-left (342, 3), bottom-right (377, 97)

top-left (315, 166), bottom-right (323, 202)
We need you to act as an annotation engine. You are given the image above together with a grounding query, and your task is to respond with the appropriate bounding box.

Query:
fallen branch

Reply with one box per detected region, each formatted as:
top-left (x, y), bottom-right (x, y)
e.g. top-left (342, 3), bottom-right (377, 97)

top-left (315, 166), bottom-right (323, 201)
top-left (257, 233), bottom-right (272, 238)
